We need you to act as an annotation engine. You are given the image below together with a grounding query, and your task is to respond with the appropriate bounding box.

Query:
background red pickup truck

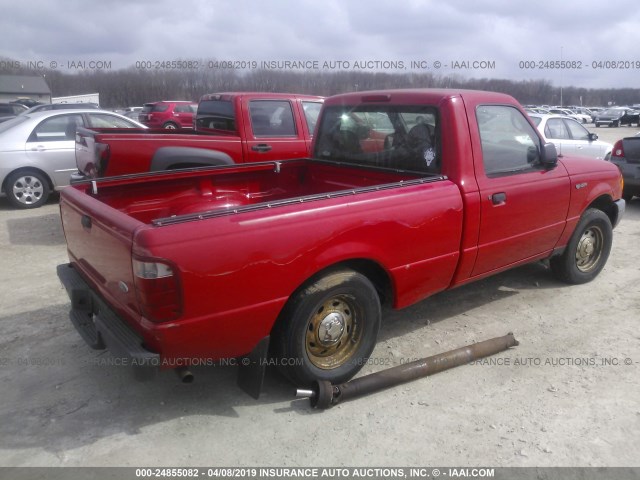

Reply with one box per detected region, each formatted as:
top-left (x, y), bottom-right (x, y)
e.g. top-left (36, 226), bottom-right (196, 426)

top-left (58, 89), bottom-right (625, 398)
top-left (75, 92), bottom-right (324, 178)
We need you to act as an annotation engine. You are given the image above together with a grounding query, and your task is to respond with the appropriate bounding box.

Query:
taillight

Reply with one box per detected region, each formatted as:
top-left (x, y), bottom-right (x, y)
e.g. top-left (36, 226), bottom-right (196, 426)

top-left (132, 258), bottom-right (182, 322)
top-left (95, 142), bottom-right (110, 176)
top-left (611, 140), bottom-right (624, 158)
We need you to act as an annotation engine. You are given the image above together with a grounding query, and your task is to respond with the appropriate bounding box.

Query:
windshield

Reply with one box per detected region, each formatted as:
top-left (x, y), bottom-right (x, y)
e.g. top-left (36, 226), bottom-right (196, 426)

top-left (314, 104), bottom-right (440, 173)
top-left (302, 101), bottom-right (323, 133)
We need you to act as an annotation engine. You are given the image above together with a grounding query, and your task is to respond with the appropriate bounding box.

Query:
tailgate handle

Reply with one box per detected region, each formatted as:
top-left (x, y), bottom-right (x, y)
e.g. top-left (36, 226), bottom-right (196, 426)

top-left (252, 144), bottom-right (273, 152)
top-left (491, 192), bottom-right (507, 205)
top-left (81, 215), bottom-right (92, 229)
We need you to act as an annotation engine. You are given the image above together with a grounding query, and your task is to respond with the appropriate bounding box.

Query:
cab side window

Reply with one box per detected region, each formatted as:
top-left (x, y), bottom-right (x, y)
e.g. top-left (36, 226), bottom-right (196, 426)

top-left (249, 101), bottom-right (297, 137)
top-left (477, 105), bottom-right (541, 176)
top-left (29, 114), bottom-right (84, 142)
top-left (564, 118), bottom-right (590, 140)
top-left (544, 118), bottom-right (569, 139)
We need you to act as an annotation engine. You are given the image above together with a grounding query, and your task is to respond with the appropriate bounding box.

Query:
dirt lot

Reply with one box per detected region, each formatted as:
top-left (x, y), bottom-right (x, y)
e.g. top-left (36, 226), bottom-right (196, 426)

top-left (1, 126), bottom-right (639, 468)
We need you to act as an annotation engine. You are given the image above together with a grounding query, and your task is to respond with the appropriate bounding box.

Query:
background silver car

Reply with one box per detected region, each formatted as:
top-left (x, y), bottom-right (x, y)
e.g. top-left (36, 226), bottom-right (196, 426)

top-left (528, 114), bottom-right (613, 161)
top-left (0, 109), bottom-right (145, 208)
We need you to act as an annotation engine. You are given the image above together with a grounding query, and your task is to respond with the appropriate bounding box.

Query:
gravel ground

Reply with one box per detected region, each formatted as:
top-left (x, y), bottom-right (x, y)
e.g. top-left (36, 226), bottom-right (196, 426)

top-left (0, 126), bottom-right (638, 468)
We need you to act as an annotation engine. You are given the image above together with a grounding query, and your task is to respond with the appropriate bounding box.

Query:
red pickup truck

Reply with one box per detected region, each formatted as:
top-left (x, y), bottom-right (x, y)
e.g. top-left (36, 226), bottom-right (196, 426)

top-left (75, 92), bottom-right (324, 178)
top-left (57, 89), bottom-right (625, 397)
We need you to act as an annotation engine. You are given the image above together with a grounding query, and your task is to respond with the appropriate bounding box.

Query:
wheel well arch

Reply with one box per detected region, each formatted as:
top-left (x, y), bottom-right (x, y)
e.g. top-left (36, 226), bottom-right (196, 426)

top-left (2, 167), bottom-right (54, 193)
top-left (270, 258), bottom-right (394, 333)
top-left (587, 194), bottom-right (618, 226)
top-left (150, 146), bottom-right (234, 172)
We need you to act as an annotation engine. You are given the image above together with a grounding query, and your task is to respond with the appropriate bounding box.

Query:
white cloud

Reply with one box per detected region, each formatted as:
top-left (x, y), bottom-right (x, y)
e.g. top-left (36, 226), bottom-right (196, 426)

top-left (0, 0), bottom-right (639, 87)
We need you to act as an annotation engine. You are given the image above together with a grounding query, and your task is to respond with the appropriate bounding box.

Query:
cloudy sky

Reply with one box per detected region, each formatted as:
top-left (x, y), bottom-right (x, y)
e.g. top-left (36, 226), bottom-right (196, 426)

top-left (1, 0), bottom-right (640, 89)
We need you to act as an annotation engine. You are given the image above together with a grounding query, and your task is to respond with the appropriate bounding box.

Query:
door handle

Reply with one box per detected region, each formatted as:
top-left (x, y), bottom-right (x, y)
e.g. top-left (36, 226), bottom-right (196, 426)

top-left (30, 145), bottom-right (46, 152)
top-left (252, 144), bottom-right (273, 152)
top-left (491, 192), bottom-right (507, 205)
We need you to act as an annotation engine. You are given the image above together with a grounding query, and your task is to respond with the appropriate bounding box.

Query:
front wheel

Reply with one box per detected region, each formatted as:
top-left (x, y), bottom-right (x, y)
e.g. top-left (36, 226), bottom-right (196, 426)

top-left (162, 122), bottom-right (178, 129)
top-left (5, 170), bottom-right (50, 209)
top-left (272, 269), bottom-right (381, 386)
top-left (550, 208), bottom-right (612, 284)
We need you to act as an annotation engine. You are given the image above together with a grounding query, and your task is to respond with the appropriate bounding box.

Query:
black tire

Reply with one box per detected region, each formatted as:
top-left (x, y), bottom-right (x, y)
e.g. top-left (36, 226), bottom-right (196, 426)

top-left (272, 269), bottom-right (381, 386)
top-left (5, 170), bottom-right (50, 209)
top-left (550, 208), bottom-right (612, 284)
top-left (622, 193), bottom-right (634, 202)
top-left (162, 122), bottom-right (178, 129)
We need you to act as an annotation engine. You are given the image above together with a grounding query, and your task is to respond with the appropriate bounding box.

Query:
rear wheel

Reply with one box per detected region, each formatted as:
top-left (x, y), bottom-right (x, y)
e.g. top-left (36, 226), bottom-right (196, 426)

top-left (5, 170), bottom-right (50, 209)
top-left (272, 269), bottom-right (381, 386)
top-left (550, 208), bottom-right (612, 284)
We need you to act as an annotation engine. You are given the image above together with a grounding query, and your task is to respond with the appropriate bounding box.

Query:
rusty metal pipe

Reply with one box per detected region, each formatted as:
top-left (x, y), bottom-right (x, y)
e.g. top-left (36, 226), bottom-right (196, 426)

top-left (297, 332), bottom-right (519, 409)
top-left (175, 367), bottom-right (194, 384)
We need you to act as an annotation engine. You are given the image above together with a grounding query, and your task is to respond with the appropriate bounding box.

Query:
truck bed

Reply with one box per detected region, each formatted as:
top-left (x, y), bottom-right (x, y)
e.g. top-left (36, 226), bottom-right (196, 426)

top-left (60, 157), bottom-right (456, 363)
top-left (75, 159), bottom-right (433, 225)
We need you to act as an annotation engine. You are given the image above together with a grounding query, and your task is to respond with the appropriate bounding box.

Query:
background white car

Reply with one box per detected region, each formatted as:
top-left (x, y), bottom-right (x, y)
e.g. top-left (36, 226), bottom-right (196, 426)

top-left (0, 109), bottom-right (145, 208)
top-left (528, 114), bottom-right (612, 161)
top-left (549, 108), bottom-right (591, 124)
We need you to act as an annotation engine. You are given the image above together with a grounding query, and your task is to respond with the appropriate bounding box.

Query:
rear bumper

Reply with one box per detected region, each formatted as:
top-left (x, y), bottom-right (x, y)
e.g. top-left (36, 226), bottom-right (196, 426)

top-left (56, 263), bottom-right (160, 370)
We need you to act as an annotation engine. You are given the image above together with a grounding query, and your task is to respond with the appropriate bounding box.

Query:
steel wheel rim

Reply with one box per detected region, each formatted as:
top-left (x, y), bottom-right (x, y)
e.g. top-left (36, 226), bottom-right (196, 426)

top-left (575, 226), bottom-right (603, 273)
top-left (12, 175), bottom-right (44, 205)
top-left (306, 295), bottom-right (362, 369)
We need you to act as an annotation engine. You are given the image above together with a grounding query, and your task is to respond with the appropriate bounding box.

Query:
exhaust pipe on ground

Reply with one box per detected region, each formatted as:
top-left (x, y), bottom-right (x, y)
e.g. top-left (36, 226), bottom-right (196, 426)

top-left (175, 367), bottom-right (194, 384)
top-left (296, 332), bottom-right (519, 409)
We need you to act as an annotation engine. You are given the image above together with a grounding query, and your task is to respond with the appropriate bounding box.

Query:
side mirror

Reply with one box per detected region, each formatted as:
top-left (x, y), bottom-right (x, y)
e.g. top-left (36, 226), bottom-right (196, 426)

top-left (588, 132), bottom-right (598, 141)
top-left (540, 142), bottom-right (558, 168)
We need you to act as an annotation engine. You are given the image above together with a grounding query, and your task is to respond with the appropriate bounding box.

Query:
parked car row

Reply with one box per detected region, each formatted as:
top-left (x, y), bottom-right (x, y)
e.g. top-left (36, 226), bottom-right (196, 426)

top-left (524, 104), bottom-right (640, 127)
top-left (593, 108), bottom-right (640, 128)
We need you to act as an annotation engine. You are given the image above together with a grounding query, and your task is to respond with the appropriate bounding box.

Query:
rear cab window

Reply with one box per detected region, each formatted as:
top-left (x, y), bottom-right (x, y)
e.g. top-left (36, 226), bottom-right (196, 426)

top-left (196, 99), bottom-right (236, 132)
top-left (314, 104), bottom-right (440, 173)
top-left (476, 105), bottom-right (542, 177)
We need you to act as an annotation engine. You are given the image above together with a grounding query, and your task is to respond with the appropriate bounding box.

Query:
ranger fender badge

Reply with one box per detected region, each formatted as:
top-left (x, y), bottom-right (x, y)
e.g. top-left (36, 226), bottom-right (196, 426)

top-left (575, 182), bottom-right (588, 189)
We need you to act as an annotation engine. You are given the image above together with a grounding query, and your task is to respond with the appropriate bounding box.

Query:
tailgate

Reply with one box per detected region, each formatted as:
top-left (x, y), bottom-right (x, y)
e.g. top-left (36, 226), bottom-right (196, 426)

top-left (60, 185), bottom-right (144, 319)
top-left (622, 138), bottom-right (640, 163)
